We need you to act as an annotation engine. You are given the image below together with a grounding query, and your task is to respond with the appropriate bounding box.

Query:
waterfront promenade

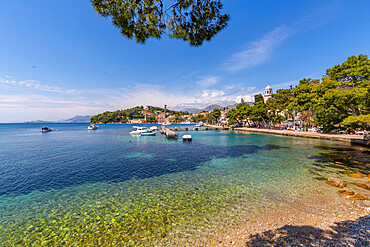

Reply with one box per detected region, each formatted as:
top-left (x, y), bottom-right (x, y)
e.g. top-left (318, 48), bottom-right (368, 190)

top-left (204, 125), bottom-right (368, 146)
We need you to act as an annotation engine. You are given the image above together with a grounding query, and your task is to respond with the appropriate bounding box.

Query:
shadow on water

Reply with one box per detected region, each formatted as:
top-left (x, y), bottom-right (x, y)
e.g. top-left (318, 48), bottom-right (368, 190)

top-left (245, 215), bottom-right (370, 247)
top-left (308, 145), bottom-right (370, 174)
top-left (0, 142), bottom-right (287, 197)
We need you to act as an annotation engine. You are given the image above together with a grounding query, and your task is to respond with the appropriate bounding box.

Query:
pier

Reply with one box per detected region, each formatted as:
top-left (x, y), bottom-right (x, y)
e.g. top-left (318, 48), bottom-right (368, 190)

top-left (162, 127), bottom-right (178, 138)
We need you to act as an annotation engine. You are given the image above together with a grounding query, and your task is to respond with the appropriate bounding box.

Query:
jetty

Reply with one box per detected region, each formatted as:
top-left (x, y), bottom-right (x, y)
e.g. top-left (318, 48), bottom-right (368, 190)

top-left (161, 127), bottom-right (178, 138)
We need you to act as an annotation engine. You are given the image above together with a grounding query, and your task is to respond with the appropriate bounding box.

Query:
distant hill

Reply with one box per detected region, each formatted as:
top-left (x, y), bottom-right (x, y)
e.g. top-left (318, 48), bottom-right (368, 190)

top-left (27, 115), bottom-right (92, 123)
top-left (202, 104), bottom-right (223, 112)
top-left (174, 102), bottom-right (241, 113)
top-left (62, 115), bottom-right (92, 123)
top-left (28, 120), bottom-right (51, 124)
top-left (180, 108), bottom-right (202, 114)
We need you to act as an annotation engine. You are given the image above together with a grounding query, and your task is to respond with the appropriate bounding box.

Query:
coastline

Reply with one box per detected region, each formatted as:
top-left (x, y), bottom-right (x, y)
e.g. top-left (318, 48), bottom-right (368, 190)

top-left (211, 193), bottom-right (370, 246)
top-left (204, 124), bottom-right (369, 146)
top-left (198, 124), bottom-right (370, 246)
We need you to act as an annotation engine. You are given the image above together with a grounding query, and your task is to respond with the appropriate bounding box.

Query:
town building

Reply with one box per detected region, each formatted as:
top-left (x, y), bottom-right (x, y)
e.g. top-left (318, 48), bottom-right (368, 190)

top-left (128, 119), bottom-right (146, 124)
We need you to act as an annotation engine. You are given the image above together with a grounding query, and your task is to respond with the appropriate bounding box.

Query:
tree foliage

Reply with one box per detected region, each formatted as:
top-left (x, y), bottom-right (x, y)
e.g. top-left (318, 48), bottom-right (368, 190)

top-left (226, 55), bottom-right (370, 131)
top-left (91, 0), bottom-right (230, 46)
top-left (90, 105), bottom-right (187, 123)
top-left (90, 106), bottom-right (145, 123)
top-left (343, 114), bottom-right (370, 131)
top-left (146, 115), bottom-right (157, 123)
top-left (211, 108), bottom-right (221, 121)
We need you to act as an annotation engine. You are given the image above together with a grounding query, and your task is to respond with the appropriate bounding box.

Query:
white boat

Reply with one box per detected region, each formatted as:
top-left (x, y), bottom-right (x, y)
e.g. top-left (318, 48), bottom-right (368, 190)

top-left (182, 134), bottom-right (192, 141)
top-left (150, 126), bottom-right (158, 131)
top-left (88, 124), bottom-right (98, 130)
top-left (41, 126), bottom-right (52, 132)
top-left (130, 126), bottom-right (151, 135)
top-left (160, 122), bottom-right (171, 126)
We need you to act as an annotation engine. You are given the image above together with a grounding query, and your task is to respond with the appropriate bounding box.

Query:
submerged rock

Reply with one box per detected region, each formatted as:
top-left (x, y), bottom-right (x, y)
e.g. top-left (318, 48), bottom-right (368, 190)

top-left (328, 177), bottom-right (346, 188)
top-left (338, 190), bottom-right (355, 197)
top-left (348, 173), bottom-right (365, 178)
top-left (353, 181), bottom-right (370, 190)
top-left (345, 195), bottom-right (369, 201)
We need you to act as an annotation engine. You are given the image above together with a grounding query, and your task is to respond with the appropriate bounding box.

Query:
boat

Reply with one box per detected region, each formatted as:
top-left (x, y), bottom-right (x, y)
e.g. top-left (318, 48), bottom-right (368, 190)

top-left (88, 124), bottom-right (98, 130)
top-left (150, 126), bottom-right (158, 131)
top-left (141, 131), bottom-right (157, 136)
top-left (182, 134), bottom-right (192, 141)
top-left (130, 126), bottom-right (152, 135)
top-left (40, 126), bottom-right (52, 132)
top-left (182, 129), bottom-right (192, 141)
top-left (160, 122), bottom-right (171, 126)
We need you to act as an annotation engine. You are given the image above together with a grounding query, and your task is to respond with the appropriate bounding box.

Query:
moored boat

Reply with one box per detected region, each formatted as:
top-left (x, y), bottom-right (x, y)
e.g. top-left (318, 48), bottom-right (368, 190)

top-left (130, 126), bottom-right (151, 135)
top-left (182, 134), bottom-right (192, 141)
top-left (41, 126), bottom-right (52, 132)
top-left (141, 131), bottom-right (156, 136)
top-left (149, 126), bottom-right (158, 131)
top-left (88, 124), bottom-right (98, 130)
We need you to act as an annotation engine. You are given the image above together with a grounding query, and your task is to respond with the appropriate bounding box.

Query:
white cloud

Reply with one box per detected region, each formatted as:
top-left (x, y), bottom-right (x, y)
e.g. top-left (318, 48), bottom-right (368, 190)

top-left (201, 89), bottom-right (225, 98)
top-left (196, 76), bottom-right (220, 87)
top-left (0, 76), bottom-right (76, 93)
top-left (0, 79), bottom-right (262, 122)
top-left (222, 25), bottom-right (293, 72)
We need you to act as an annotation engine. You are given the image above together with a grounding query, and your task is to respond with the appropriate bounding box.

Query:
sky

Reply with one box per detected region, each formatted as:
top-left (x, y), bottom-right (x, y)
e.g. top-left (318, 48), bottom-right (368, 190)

top-left (0, 0), bottom-right (369, 122)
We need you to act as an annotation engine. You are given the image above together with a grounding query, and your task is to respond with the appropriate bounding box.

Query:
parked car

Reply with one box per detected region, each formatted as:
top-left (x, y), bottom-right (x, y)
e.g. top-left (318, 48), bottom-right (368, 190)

top-left (355, 129), bottom-right (364, 135)
top-left (308, 128), bottom-right (318, 132)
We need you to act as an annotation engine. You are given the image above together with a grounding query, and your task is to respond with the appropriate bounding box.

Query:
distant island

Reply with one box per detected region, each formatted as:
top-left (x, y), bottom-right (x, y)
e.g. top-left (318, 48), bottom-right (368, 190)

top-left (27, 115), bottom-right (92, 124)
top-left (90, 106), bottom-right (190, 124)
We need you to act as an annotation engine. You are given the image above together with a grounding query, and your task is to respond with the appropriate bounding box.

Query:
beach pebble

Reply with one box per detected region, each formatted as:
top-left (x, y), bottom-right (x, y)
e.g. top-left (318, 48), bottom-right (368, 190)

top-left (328, 177), bottom-right (346, 188)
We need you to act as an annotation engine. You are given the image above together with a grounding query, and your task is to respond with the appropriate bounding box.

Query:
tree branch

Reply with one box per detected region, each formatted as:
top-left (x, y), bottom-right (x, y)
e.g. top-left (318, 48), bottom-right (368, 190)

top-left (162, 3), bottom-right (179, 14)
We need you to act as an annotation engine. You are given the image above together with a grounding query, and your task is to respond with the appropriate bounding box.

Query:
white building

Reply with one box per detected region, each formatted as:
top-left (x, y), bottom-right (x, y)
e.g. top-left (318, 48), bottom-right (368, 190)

top-left (264, 84), bottom-right (272, 103)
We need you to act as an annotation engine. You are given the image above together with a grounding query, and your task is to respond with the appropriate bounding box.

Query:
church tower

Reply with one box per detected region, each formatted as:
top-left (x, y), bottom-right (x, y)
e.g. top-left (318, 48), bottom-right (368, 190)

top-left (264, 84), bottom-right (272, 103)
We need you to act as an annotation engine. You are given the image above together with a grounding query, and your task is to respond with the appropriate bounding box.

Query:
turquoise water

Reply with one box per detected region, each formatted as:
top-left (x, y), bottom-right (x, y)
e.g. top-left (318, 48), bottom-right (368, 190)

top-left (0, 123), bottom-right (368, 246)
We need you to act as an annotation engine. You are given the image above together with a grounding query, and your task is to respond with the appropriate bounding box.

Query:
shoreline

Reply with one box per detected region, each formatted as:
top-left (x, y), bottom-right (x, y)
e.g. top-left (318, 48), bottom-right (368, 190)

top-left (211, 193), bottom-right (370, 246)
top-left (204, 124), bottom-right (369, 146)
top-left (208, 173), bottom-right (370, 246)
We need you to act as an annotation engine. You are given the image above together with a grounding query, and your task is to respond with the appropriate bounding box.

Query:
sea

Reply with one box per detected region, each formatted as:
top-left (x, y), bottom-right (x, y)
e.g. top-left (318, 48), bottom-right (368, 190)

top-left (0, 123), bottom-right (369, 246)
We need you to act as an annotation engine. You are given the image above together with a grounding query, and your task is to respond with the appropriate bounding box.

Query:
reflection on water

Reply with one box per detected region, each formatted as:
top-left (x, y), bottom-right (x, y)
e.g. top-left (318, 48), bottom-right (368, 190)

top-left (0, 123), bottom-right (368, 246)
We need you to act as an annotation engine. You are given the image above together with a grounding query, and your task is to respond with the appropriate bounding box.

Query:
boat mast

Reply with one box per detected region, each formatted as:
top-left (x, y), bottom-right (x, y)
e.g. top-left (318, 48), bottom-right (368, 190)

top-left (164, 104), bottom-right (167, 125)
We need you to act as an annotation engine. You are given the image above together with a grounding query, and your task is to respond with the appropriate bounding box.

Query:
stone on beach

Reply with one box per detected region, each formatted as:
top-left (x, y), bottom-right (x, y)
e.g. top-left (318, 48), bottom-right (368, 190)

top-left (345, 195), bottom-right (369, 201)
top-left (338, 190), bottom-right (355, 197)
top-left (328, 177), bottom-right (346, 188)
top-left (338, 190), bottom-right (369, 201)
top-left (353, 181), bottom-right (370, 190)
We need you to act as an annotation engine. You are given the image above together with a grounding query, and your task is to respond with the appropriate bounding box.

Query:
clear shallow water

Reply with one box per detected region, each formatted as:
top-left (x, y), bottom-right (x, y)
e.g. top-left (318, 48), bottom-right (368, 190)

top-left (0, 123), bottom-right (368, 246)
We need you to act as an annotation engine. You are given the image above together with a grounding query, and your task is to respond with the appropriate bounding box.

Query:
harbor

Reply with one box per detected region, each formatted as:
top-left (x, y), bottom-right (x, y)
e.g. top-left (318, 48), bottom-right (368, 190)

top-left (1, 1), bottom-right (369, 245)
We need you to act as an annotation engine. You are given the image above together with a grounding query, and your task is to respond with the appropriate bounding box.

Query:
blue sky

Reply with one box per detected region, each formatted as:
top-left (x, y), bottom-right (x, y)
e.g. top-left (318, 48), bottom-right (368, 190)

top-left (0, 0), bottom-right (369, 122)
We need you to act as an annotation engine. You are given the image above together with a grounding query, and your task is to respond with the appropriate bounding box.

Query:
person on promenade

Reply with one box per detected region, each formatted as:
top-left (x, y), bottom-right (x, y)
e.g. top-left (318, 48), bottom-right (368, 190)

top-left (364, 129), bottom-right (368, 139)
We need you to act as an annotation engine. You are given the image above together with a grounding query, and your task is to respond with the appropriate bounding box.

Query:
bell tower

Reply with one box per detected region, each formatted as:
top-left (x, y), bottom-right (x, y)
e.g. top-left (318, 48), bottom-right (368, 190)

top-left (264, 84), bottom-right (272, 103)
